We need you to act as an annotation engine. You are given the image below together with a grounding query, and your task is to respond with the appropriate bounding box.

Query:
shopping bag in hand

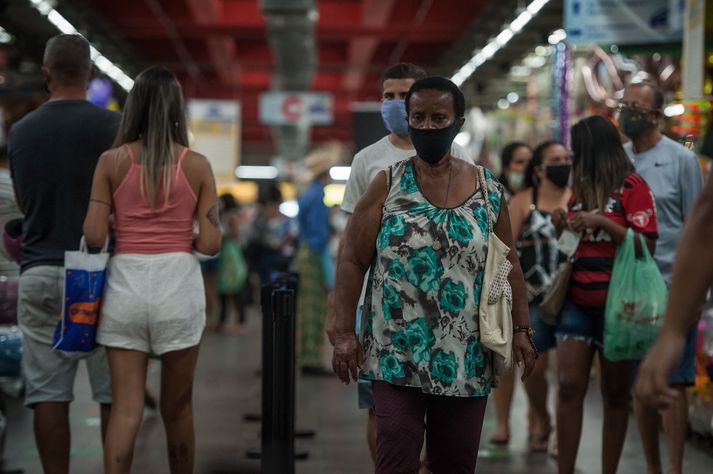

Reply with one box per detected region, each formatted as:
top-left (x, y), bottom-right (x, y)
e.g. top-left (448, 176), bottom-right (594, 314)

top-left (52, 237), bottom-right (109, 358)
top-left (603, 229), bottom-right (666, 361)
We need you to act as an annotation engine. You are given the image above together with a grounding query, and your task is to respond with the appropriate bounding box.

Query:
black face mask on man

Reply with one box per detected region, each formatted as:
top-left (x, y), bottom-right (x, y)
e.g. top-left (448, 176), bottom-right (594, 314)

top-left (408, 121), bottom-right (461, 165)
top-left (619, 107), bottom-right (654, 139)
top-left (544, 164), bottom-right (571, 188)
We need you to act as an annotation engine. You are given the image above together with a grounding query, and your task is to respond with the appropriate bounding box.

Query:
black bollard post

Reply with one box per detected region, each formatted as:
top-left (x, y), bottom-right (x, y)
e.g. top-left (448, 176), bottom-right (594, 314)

top-left (257, 282), bottom-right (279, 468)
top-left (271, 288), bottom-right (296, 474)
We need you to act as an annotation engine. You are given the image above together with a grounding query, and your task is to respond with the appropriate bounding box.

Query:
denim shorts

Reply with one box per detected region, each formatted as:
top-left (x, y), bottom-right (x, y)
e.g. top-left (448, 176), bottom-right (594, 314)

top-left (632, 324), bottom-right (698, 387)
top-left (530, 303), bottom-right (557, 353)
top-left (555, 300), bottom-right (604, 349)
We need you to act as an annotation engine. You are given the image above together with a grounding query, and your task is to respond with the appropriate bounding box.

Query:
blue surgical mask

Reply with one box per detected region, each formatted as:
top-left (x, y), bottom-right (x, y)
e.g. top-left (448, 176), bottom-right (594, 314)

top-left (380, 100), bottom-right (409, 136)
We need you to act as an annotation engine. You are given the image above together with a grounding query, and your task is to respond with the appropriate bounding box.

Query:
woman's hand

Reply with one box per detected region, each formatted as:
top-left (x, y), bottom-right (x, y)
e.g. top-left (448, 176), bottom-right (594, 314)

top-left (551, 208), bottom-right (569, 236)
top-left (332, 331), bottom-right (362, 384)
top-left (569, 211), bottom-right (603, 233)
top-left (513, 332), bottom-right (537, 382)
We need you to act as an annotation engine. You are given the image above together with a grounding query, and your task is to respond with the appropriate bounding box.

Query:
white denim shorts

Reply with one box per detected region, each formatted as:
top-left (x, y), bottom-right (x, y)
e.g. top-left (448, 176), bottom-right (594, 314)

top-left (97, 252), bottom-right (205, 355)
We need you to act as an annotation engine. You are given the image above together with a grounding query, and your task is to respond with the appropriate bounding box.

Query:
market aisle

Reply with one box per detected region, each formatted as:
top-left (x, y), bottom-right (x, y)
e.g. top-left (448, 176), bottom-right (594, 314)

top-left (3, 308), bottom-right (712, 473)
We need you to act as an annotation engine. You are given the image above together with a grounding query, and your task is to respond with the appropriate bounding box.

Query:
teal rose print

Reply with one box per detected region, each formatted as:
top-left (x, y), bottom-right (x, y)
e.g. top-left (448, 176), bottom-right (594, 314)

top-left (440, 279), bottom-right (467, 314)
top-left (400, 165), bottom-right (418, 194)
top-left (488, 188), bottom-right (501, 218)
top-left (406, 318), bottom-right (434, 364)
top-left (382, 281), bottom-right (402, 320)
top-left (388, 260), bottom-right (406, 281)
top-left (380, 353), bottom-right (406, 382)
top-left (473, 271), bottom-right (484, 307)
top-left (473, 205), bottom-right (489, 238)
top-left (377, 215), bottom-right (407, 249)
top-left (409, 202), bottom-right (430, 215)
top-left (391, 330), bottom-right (409, 352)
top-left (464, 338), bottom-right (485, 378)
top-left (430, 349), bottom-right (458, 385)
top-left (448, 213), bottom-right (473, 243)
top-left (406, 247), bottom-right (444, 293)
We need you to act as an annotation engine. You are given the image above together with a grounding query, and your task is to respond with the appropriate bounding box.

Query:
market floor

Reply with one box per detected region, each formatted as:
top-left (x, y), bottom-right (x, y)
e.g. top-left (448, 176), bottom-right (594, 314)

top-left (3, 306), bottom-right (712, 473)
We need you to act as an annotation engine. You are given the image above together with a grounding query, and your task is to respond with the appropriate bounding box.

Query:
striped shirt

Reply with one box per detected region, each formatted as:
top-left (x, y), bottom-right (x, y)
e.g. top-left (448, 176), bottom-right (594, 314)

top-left (568, 173), bottom-right (658, 309)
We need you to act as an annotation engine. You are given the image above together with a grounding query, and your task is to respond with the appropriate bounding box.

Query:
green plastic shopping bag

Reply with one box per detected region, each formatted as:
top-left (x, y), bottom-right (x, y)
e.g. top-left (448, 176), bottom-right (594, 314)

top-left (604, 229), bottom-right (667, 361)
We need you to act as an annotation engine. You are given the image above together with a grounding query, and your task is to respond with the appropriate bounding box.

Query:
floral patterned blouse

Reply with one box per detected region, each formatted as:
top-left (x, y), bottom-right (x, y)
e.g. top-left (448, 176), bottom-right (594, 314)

top-left (359, 159), bottom-right (503, 397)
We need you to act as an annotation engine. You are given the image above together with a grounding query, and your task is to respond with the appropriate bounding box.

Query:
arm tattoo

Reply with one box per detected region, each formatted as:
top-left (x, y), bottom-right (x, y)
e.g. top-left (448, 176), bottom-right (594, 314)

top-left (90, 197), bottom-right (112, 207)
top-left (207, 204), bottom-right (219, 227)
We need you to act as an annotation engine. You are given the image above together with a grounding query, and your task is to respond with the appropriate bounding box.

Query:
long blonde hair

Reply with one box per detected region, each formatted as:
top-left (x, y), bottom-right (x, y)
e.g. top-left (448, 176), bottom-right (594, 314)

top-left (113, 67), bottom-right (189, 208)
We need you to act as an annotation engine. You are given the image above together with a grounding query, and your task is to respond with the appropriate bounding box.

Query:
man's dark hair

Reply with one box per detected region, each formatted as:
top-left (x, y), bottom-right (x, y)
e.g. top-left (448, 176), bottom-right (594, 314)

top-left (630, 81), bottom-right (664, 110)
top-left (43, 34), bottom-right (92, 86)
top-left (380, 63), bottom-right (427, 88)
top-left (404, 76), bottom-right (466, 118)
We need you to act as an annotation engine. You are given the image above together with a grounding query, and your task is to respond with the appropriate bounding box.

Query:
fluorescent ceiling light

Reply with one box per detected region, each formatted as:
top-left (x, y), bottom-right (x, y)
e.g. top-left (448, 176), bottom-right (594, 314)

top-left (329, 166), bottom-right (351, 181)
top-left (510, 11), bottom-right (532, 33)
top-left (451, 0), bottom-right (551, 86)
top-left (235, 165), bottom-right (279, 180)
top-left (27, 1), bottom-right (134, 91)
top-left (548, 28), bottom-right (567, 45)
top-left (481, 42), bottom-right (500, 59)
top-left (495, 29), bottom-right (514, 47)
top-left (527, 0), bottom-right (549, 15)
top-left (279, 200), bottom-right (299, 218)
top-left (664, 104), bottom-right (685, 117)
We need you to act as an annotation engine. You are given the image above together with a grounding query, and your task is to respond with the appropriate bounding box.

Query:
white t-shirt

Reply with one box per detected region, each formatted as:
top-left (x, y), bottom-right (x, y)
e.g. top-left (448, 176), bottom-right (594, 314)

top-left (341, 135), bottom-right (473, 213)
top-left (340, 135), bottom-right (474, 313)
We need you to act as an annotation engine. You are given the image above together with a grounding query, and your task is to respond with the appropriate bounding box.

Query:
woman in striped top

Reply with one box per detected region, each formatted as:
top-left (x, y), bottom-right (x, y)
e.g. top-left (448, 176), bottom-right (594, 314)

top-left (551, 115), bottom-right (657, 474)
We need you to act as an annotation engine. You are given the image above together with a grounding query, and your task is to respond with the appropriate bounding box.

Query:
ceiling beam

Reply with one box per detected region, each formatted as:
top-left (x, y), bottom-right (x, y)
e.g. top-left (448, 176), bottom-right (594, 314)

top-left (342, 0), bottom-right (397, 92)
top-left (118, 22), bottom-right (461, 42)
top-left (184, 0), bottom-right (238, 87)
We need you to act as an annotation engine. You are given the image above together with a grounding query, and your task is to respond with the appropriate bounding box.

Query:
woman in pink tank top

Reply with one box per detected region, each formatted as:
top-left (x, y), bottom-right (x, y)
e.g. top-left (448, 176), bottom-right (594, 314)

top-left (83, 67), bottom-right (220, 474)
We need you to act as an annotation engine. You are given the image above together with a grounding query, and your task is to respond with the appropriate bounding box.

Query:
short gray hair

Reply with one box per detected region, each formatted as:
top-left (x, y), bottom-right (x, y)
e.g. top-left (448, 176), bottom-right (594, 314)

top-left (43, 34), bottom-right (91, 86)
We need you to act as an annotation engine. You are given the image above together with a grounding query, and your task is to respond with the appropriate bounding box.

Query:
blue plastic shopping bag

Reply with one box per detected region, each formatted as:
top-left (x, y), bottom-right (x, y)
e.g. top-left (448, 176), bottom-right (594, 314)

top-left (52, 238), bottom-right (109, 357)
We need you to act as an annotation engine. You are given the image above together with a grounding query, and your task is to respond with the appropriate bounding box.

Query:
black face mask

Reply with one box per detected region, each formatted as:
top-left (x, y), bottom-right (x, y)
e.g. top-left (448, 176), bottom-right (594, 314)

top-left (619, 107), bottom-right (654, 139)
top-left (545, 164), bottom-right (571, 188)
top-left (408, 121), bottom-right (461, 164)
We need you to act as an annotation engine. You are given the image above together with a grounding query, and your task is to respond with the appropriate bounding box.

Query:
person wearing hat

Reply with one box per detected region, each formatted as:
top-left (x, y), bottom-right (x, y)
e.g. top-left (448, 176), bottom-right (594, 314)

top-left (296, 144), bottom-right (341, 375)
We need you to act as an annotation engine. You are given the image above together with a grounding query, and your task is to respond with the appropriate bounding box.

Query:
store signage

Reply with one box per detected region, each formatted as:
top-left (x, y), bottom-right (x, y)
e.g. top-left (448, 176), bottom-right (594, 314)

top-left (565, 0), bottom-right (684, 45)
top-left (188, 99), bottom-right (241, 183)
top-left (259, 92), bottom-right (334, 125)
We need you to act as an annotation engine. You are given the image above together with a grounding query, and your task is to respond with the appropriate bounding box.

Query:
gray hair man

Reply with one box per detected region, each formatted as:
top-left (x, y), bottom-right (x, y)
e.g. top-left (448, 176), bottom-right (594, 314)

top-left (621, 81), bottom-right (703, 474)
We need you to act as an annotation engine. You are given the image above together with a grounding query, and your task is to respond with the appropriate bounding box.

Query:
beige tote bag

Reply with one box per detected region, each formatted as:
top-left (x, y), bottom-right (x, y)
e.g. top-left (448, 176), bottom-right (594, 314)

top-left (477, 167), bottom-right (513, 376)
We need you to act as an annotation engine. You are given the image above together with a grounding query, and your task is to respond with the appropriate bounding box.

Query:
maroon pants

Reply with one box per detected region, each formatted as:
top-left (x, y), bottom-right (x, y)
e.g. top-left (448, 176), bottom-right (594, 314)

top-left (372, 381), bottom-right (488, 474)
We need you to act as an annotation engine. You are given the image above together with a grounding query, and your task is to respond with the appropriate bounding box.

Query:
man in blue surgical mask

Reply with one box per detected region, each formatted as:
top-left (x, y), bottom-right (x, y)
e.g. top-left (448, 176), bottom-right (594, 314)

top-left (325, 63), bottom-right (473, 468)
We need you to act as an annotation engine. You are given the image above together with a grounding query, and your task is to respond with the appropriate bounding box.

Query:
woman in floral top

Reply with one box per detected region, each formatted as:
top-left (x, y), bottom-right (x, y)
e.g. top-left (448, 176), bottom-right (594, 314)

top-left (332, 77), bottom-right (536, 473)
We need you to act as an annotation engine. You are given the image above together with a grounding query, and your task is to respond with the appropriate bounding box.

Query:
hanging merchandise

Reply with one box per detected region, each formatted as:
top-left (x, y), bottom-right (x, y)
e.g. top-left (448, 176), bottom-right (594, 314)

top-left (689, 308), bottom-right (713, 437)
top-left (551, 43), bottom-right (572, 146)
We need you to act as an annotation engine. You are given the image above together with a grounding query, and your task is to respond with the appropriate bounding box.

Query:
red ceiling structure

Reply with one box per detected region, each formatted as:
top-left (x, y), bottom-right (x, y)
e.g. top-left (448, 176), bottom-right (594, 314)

top-left (88, 0), bottom-right (488, 155)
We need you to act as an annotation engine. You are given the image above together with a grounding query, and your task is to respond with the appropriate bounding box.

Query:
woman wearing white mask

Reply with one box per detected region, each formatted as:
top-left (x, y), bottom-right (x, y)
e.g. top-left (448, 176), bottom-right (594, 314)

top-left (498, 142), bottom-right (533, 201)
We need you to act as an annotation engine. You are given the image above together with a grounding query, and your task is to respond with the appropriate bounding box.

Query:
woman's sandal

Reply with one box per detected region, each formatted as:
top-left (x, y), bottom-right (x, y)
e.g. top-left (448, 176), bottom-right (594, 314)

top-left (528, 427), bottom-right (551, 453)
top-left (489, 431), bottom-right (510, 445)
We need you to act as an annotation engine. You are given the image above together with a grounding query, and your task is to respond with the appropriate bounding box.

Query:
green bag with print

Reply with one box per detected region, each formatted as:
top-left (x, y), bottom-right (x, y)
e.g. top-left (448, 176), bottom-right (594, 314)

top-left (603, 229), bottom-right (667, 361)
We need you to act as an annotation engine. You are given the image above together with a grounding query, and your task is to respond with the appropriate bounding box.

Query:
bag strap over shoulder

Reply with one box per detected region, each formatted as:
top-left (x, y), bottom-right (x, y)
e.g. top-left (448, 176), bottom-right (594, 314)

top-left (477, 166), bottom-right (493, 235)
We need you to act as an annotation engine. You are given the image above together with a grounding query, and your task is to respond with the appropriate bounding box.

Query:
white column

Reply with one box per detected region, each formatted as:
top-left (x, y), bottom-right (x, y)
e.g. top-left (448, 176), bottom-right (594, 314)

top-left (681, 0), bottom-right (705, 100)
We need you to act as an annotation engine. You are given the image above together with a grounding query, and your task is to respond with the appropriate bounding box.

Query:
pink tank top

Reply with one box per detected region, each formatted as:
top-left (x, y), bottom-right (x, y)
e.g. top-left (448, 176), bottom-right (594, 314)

top-left (113, 145), bottom-right (197, 254)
